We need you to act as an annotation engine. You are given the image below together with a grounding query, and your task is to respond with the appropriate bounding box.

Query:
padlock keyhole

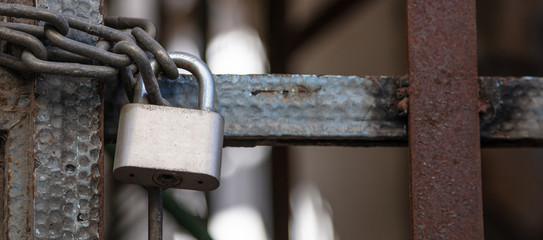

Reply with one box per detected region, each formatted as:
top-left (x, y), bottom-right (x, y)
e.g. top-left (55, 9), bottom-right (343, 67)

top-left (152, 171), bottom-right (182, 187)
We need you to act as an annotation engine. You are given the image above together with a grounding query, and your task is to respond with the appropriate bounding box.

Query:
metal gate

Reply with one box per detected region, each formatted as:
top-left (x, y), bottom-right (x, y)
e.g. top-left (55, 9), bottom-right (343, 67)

top-left (1, 0), bottom-right (539, 239)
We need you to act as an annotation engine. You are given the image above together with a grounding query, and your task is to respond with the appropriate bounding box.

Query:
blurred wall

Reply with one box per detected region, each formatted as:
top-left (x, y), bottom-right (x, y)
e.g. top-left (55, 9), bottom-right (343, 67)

top-left (288, 0), bottom-right (543, 239)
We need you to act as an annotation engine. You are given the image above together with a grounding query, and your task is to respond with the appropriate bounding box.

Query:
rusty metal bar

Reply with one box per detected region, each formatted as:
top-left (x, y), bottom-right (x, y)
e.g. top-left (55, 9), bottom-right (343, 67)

top-left (0, 68), bottom-right (35, 239)
top-left (0, 2), bottom-right (35, 239)
top-left (267, 1), bottom-right (291, 239)
top-left (270, 147), bottom-right (289, 240)
top-left (406, 0), bottom-right (484, 239)
top-left (106, 74), bottom-right (543, 147)
top-left (267, 0), bottom-right (287, 73)
top-left (105, 74), bottom-right (404, 146)
top-left (148, 187), bottom-right (163, 240)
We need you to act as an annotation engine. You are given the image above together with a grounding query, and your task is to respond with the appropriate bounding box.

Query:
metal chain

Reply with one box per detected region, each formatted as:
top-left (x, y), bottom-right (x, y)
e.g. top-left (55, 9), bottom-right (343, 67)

top-left (0, 3), bottom-right (178, 105)
top-left (0, 3), bottom-right (185, 239)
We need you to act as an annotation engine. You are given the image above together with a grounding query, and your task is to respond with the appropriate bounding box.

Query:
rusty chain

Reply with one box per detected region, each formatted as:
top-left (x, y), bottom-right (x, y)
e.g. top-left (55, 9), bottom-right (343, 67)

top-left (0, 3), bottom-right (178, 105)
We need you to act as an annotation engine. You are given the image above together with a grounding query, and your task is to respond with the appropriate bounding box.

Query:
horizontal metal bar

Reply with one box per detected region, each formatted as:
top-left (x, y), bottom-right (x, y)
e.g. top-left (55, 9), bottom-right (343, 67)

top-left (105, 74), bottom-right (543, 147)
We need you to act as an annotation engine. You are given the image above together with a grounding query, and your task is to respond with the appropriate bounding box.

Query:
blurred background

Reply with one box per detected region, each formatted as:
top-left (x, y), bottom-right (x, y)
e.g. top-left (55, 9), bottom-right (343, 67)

top-left (104, 0), bottom-right (543, 239)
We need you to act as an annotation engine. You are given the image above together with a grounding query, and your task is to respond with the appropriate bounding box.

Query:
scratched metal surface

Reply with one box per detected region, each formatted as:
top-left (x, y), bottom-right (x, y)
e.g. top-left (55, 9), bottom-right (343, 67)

top-left (105, 74), bottom-right (406, 146)
top-left (33, 0), bottom-right (103, 239)
top-left (106, 74), bottom-right (543, 147)
top-left (0, 68), bottom-right (35, 239)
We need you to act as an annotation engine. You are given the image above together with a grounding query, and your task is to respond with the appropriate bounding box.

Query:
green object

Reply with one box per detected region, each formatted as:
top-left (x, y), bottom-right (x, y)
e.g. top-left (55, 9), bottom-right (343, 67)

top-left (163, 191), bottom-right (213, 240)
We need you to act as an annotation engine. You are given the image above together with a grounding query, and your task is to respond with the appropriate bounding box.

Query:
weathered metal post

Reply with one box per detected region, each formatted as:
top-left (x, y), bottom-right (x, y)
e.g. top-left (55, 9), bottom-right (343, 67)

top-left (0, 0), bottom-right (104, 239)
top-left (0, 65), bottom-right (35, 239)
top-left (406, 0), bottom-right (484, 239)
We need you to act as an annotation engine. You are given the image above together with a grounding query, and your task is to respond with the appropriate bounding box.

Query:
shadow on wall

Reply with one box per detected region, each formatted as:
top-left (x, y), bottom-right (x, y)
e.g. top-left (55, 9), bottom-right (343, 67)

top-left (478, 0), bottom-right (543, 239)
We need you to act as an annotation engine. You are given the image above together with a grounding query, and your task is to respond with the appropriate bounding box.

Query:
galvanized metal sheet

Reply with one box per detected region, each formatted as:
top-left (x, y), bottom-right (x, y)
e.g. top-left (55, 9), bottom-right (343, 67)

top-left (33, 75), bottom-right (103, 239)
top-left (33, 0), bottom-right (103, 239)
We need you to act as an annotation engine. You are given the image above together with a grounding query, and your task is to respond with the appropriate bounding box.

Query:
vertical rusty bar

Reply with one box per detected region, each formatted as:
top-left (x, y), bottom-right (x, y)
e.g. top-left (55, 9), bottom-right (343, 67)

top-left (271, 147), bottom-right (289, 240)
top-left (1, 1), bottom-right (36, 239)
top-left (267, 1), bottom-right (290, 240)
top-left (0, 70), bottom-right (35, 239)
top-left (406, 0), bottom-right (484, 239)
top-left (148, 187), bottom-right (163, 240)
top-left (267, 0), bottom-right (287, 73)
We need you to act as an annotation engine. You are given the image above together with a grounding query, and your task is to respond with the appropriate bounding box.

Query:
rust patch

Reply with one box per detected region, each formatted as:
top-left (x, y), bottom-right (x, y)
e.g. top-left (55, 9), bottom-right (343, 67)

top-left (251, 89), bottom-right (276, 96)
top-left (397, 98), bottom-right (408, 112)
top-left (479, 99), bottom-right (490, 114)
top-left (396, 87), bottom-right (408, 99)
top-left (295, 85), bottom-right (321, 94)
top-left (250, 85), bottom-right (321, 97)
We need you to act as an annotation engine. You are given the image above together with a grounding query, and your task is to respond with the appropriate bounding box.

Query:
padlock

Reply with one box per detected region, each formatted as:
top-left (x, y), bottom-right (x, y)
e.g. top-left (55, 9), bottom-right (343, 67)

top-left (113, 52), bottom-right (224, 191)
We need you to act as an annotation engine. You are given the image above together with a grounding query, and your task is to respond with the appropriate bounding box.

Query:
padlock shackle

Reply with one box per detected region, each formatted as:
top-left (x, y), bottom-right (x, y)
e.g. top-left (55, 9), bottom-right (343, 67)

top-left (151, 52), bottom-right (215, 111)
top-left (133, 73), bottom-right (148, 104)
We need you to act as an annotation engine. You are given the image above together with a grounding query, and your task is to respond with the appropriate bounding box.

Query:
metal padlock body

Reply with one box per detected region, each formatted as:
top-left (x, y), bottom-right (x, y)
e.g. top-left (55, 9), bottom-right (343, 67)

top-left (113, 51), bottom-right (224, 191)
top-left (114, 103), bottom-right (224, 191)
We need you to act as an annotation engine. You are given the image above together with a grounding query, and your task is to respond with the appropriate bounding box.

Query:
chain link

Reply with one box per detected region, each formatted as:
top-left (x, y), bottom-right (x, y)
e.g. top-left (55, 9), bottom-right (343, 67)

top-left (0, 3), bottom-right (179, 105)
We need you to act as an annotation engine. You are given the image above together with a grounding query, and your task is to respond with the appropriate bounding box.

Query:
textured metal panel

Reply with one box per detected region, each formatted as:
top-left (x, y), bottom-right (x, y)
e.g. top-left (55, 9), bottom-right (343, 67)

top-left (105, 74), bottom-right (405, 146)
top-left (33, 0), bottom-right (103, 239)
top-left (33, 75), bottom-right (102, 239)
top-left (406, 0), bottom-right (483, 239)
top-left (37, 0), bottom-right (102, 44)
top-left (0, 68), bottom-right (35, 239)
